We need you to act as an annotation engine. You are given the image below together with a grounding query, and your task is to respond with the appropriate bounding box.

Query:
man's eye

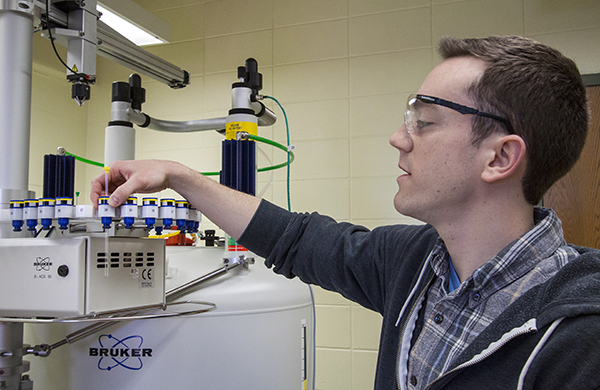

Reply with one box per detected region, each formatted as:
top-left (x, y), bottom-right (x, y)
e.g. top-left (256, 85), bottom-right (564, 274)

top-left (415, 120), bottom-right (432, 130)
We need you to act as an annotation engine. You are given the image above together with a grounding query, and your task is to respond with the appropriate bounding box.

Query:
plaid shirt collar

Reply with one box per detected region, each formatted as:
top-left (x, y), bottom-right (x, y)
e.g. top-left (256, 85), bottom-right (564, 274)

top-left (404, 207), bottom-right (571, 388)
top-left (428, 207), bottom-right (566, 296)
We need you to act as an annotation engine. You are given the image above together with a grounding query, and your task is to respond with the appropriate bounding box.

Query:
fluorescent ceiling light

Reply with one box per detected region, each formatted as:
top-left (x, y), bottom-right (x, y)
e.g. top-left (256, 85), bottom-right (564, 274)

top-left (97, 4), bottom-right (165, 46)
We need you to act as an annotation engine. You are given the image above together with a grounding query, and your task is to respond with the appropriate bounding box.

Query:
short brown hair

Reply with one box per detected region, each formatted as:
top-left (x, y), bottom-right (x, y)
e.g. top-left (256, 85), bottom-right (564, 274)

top-left (438, 36), bottom-right (589, 205)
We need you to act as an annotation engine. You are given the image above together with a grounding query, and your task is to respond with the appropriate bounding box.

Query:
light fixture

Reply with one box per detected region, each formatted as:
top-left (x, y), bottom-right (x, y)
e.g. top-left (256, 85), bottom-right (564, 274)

top-left (96, 0), bottom-right (170, 46)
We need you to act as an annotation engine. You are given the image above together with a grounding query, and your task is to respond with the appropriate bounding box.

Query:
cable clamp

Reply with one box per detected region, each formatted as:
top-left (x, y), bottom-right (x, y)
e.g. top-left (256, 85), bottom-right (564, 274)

top-left (287, 145), bottom-right (295, 152)
top-left (236, 132), bottom-right (250, 141)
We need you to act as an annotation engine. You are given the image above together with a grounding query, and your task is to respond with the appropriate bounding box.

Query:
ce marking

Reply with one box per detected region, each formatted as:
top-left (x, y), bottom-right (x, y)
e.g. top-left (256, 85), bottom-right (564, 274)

top-left (141, 269), bottom-right (153, 280)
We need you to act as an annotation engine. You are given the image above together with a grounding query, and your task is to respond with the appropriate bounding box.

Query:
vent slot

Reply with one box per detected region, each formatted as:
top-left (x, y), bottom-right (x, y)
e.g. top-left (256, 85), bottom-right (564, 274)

top-left (96, 250), bottom-right (158, 270)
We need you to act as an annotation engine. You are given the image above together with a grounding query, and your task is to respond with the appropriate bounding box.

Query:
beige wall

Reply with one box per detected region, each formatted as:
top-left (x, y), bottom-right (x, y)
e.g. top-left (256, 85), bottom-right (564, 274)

top-left (30, 0), bottom-right (600, 389)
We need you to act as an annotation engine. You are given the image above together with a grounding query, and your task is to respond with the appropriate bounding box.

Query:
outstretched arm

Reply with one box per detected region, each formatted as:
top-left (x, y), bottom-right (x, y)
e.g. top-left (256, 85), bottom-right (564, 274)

top-left (90, 159), bottom-right (260, 240)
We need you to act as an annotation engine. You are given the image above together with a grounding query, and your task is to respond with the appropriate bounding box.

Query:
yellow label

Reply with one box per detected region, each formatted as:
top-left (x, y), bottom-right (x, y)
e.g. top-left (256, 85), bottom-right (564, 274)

top-left (226, 121), bottom-right (258, 140)
top-left (72, 64), bottom-right (79, 72)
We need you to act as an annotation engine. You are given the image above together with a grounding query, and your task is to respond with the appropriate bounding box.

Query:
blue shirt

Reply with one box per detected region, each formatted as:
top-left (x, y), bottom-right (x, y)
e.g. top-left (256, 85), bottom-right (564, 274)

top-left (447, 257), bottom-right (461, 292)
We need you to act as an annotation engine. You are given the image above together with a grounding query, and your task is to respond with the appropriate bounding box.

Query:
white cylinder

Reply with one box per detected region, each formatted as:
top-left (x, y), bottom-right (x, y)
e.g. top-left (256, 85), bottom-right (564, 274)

top-left (10, 200), bottom-right (23, 220)
top-left (231, 86), bottom-right (253, 110)
top-left (0, 9), bottom-right (34, 206)
top-left (98, 197), bottom-right (116, 218)
top-left (25, 247), bottom-right (315, 390)
top-left (120, 197), bottom-right (139, 218)
top-left (189, 207), bottom-right (201, 223)
top-left (175, 200), bottom-right (189, 220)
top-left (105, 125), bottom-right (135, 166)
top-left (159, 199), bottom-right (175, 219)
top-left (38, 198), bottom-right (55, 219)
top-left (141, 197), bottom-right (159, 218)
top-left (55, 198), bottom-right (74, 218)
top-left (23, 199), bottom-right (37, 220)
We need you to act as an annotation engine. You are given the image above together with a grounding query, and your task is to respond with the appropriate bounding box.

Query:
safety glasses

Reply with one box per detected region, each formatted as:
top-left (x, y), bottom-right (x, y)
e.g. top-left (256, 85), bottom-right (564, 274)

top-left (404, 94), bottom-right (515, 134)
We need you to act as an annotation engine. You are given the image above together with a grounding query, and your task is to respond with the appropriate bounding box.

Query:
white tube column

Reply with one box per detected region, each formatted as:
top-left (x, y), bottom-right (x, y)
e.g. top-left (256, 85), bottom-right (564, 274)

top-left (104, 85), bottom-right (135, 166)
top-left (0, 5), bottom-right (34, 208)
top-left (105, 124), bottom-right (135, 165)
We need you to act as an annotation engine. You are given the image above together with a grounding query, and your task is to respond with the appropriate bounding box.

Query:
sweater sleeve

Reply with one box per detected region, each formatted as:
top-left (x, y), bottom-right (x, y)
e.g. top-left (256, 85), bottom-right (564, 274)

top-left (238, 199), bottom-right (438, 314)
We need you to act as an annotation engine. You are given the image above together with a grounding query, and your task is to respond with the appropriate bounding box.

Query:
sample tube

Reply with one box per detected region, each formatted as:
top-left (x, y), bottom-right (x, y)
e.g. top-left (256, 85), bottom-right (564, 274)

top-left (23, 199), bottom-right (38, 231)
top-left (38, 198), bottom-right (55, 230)
top-left (120, 197), bottom-right (138, 228)
top-left (142, 197), bottom-right (159, 229)
top-left (189, 207), bottom-right (201, 233)
top-left (55, 197), bottom-right (74, 230)
top-left (9, 200), bottom-right (24, 232)
top-left (175, 200), bottom-right (189, 231)
top-left (160, 198), bottom-right (175, 229)
top-left (98, 196), bottom-right (116, 229)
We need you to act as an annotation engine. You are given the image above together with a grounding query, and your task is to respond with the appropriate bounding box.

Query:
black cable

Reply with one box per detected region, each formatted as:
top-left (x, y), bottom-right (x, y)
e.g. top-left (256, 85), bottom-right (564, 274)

top-left (44, 0), bottom-right (89, 80)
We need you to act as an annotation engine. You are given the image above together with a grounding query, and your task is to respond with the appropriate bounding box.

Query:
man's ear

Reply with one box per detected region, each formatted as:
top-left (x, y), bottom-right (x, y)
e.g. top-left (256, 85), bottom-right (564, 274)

top-left (481, 135), bottom-right (527, 183)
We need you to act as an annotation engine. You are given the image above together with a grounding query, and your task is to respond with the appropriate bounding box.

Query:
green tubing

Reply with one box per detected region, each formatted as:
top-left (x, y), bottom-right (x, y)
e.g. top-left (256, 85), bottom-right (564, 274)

top-left (248, 134), bottom-right (295, 172)
top-left (262, 95), bottom-right (292, 212)
top-left (64, 152), bottom-right (104, 167)
top-left (196, 135), bottom-right (294, 176)
top-left (191, 135), bottom-right (293, 176)
top-left (62, 136), bottom-right (294, 175)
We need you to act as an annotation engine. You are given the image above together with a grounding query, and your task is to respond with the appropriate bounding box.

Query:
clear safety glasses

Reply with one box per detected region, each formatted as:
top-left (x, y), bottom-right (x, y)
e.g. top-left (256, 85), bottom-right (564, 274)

top-left (404, 94), bottom-right (515, 134)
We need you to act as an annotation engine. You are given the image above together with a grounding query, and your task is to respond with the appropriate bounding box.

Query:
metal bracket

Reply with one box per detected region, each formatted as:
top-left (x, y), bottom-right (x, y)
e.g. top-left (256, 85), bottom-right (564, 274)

top-left (223, 254), bottom-right (255, 269)
top-left (0, 300), bottom-right (217, 324)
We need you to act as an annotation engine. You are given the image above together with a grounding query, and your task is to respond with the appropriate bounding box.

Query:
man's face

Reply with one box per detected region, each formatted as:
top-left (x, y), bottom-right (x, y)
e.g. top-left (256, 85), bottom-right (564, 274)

top-left (389, 56), bottom-right (490, 224)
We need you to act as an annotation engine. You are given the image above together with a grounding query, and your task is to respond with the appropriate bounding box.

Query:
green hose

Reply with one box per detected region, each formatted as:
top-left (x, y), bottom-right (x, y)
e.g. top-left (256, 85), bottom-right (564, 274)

top-left (249, 134), bottom-right (295, 172)
top-left (262, 95), bottom-right (292, 212)
top-left (64, 152), bottom-right (104, 167)
top-left (63, 136), bottom-right (294, 175)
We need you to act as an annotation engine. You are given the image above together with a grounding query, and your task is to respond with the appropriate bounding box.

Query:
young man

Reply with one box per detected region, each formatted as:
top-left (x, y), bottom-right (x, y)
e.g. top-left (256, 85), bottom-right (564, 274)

top-left (91, 36), bottom-right (600, 389)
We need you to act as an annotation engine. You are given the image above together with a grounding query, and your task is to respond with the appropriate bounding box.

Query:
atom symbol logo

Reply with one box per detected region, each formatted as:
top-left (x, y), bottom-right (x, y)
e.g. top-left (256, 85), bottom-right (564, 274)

top-left (97, 334), bottom-right (144, 371)
top-left (34, 257), bottom-right (52, 271)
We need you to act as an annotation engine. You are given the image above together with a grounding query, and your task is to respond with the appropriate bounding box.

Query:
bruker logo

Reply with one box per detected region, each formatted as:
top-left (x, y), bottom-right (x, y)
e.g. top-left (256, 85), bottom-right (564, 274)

top-left (33, 257), bottom-right (52, 271)
top-left (89, 334), bottom-right (152, 371)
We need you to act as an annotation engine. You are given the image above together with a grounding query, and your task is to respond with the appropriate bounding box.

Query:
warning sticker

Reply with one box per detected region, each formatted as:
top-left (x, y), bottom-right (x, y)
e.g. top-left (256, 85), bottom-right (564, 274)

top-left (226, 121), bottom-right (258, 140)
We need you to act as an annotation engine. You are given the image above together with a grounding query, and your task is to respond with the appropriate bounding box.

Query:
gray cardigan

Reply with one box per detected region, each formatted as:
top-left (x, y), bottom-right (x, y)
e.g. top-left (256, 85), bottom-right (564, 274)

top-left (239, 200), bottom-right (600, 389)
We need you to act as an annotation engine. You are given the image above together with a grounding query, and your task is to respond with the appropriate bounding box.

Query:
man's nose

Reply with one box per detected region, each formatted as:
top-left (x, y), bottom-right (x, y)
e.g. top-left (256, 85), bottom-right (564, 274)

top-left (389, 124), bottom-right (413, 153)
